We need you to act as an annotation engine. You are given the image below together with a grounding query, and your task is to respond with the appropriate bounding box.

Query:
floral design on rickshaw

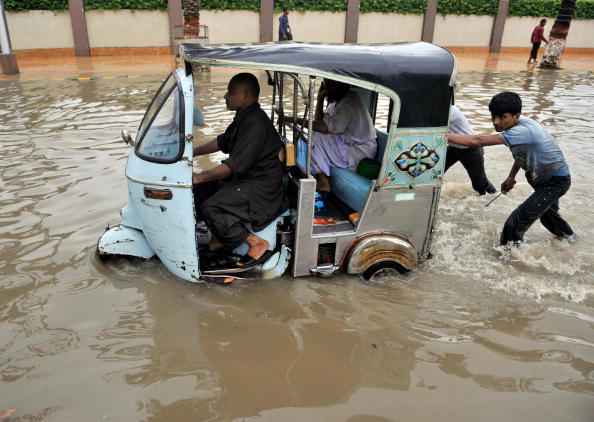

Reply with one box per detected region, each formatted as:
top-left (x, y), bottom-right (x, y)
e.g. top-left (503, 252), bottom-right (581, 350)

top-left (394, 141), bottom-right (440, 178)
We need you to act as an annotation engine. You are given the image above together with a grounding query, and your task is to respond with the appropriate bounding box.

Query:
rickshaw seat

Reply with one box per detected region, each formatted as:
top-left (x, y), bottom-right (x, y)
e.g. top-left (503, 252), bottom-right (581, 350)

top-left (296, 131), bottom-right (388, 212)
top-left (329, 131), bottom-right (388, 212)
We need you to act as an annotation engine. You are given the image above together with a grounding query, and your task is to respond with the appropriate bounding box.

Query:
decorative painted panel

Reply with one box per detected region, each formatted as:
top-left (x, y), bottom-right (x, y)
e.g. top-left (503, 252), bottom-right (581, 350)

top-left (380, 127), bottom-right (448, 188)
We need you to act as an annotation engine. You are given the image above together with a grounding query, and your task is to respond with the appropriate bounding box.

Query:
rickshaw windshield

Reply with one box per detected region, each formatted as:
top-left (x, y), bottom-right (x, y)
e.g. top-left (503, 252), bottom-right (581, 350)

top-left (135, 73), bottom-right (185, 163)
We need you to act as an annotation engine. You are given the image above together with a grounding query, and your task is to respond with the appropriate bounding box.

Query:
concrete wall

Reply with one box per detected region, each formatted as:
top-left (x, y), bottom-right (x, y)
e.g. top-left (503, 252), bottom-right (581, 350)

top-left (502, 16), bottom-right (594, 48)
top-left (86, 10), bottom-right (169, 48)
top-left (200, 10), bottom-right (260, 43)
top-left (433, 15), bottom-right (494, 47)
top-left (358, 13), bottom-right (423, 43)
top-left (6, 10), bottom-right (594, 52)
top-left (7, 11), bottom-right (74, 50)
top-left (271, 11), bottom-right (346, 43)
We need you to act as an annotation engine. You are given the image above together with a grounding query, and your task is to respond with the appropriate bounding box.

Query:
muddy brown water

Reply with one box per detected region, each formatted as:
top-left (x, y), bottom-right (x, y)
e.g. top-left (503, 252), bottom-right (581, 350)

top-left (1, 70), bottom-right (593, 421)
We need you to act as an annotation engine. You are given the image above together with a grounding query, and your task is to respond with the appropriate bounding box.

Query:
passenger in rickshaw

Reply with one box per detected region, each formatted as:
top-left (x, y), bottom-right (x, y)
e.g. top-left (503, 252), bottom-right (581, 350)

top-left (286, 79), bottom-right (376, 195)
top-left (192, 73), bottom-right (287, 268)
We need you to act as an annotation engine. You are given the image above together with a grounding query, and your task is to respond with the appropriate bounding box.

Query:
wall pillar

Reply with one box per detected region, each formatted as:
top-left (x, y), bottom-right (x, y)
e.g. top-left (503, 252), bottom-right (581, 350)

top-left (421, 0), bottom-right (437, 42)
top-left (260, 0), bottom-right (273, 42)
top-left (490, 0), bottom-right (509, 53)
top-left (168, 0), bottom-right (184, 49)
top-left (0, 0), bottom-right (18, 75)
top-left (345, 0), bottom-right (360, 43)
top-left (68, 0), bottom-right (90, 56)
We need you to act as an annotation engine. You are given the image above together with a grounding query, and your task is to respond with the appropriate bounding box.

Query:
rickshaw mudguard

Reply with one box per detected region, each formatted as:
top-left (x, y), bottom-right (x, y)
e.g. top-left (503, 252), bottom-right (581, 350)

top-left (97, 225), bottom-right (155, 259)
top-left (345, 233), bottom-right (418, 275)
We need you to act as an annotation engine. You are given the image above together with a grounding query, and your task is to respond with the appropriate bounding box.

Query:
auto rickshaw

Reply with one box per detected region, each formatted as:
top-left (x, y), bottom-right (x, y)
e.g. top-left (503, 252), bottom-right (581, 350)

top-left (97, 42), bottom-right (457, 282)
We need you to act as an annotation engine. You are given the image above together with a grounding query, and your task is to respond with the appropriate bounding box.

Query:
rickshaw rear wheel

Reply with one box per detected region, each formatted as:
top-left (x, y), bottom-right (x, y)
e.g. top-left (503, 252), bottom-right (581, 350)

top-left (362, 261), bottom-right (409, 281)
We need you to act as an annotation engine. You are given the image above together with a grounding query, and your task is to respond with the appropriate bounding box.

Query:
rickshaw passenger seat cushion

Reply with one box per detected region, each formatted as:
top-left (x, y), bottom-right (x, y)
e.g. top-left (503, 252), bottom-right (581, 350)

top-left (329, 167), bottom-right (371, 212)
top-left (296, 131), bottom-right (388, 212)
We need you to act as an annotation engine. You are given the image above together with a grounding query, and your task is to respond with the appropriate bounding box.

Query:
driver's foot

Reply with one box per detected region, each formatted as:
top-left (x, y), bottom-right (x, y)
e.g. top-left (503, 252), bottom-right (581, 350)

top-left (237, 234), bottom-right (269, 267)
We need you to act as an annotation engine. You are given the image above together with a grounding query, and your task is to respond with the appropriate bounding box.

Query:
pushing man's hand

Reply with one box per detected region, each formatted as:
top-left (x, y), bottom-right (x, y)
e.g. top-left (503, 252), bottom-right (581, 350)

top-left (501, 177), bottom-right (516, 194)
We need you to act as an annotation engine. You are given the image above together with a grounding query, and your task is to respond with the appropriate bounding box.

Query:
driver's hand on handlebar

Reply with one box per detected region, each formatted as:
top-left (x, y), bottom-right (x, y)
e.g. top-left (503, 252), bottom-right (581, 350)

top-left (501, 177), bottom-right (516, 194)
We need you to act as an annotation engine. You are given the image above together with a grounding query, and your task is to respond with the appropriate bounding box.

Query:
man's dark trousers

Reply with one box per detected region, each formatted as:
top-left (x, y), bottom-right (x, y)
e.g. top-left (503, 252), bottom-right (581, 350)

top-left (500, 175), bottom-right (574, 245)
top-left (445, 146), bottom-right (494, 195)
top-left (530, 42), bottom-right (542, 60)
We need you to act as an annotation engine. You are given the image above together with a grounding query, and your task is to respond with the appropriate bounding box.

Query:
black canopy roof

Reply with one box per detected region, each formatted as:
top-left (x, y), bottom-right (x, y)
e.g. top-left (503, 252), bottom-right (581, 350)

top-left (182, 42), bottom-right (456, 128)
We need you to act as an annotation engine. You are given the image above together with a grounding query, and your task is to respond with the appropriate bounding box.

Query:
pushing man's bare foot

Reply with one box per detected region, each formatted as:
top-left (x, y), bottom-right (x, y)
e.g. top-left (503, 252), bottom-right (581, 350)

top-left (236, 233), bottom-right (270, 267)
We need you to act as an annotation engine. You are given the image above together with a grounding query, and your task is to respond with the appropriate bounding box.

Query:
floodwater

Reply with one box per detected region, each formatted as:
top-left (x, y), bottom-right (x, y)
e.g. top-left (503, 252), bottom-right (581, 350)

top-left (1, 69), bottom-right (593, 421)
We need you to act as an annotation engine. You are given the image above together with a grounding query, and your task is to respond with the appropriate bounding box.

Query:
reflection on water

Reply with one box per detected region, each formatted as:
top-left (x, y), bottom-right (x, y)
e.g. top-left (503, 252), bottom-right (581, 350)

top-left (0, 71), bottom-right (593, 421)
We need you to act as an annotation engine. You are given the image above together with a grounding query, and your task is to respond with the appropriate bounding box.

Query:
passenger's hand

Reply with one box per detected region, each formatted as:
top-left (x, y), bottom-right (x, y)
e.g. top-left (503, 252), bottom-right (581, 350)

top-left (501, 177), bottom-right (516, 194)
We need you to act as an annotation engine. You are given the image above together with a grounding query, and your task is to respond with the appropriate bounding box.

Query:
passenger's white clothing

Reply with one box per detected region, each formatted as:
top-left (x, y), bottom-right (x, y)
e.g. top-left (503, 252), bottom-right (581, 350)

top-left (448, 105), bottom-right (475, 149)
top-left (311, 91), bottom-right (376, 176)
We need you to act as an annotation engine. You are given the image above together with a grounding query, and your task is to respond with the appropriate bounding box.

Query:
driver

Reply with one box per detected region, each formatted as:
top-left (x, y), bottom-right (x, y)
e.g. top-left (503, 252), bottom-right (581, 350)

top-left (192, 73), bottom-right (287, 268)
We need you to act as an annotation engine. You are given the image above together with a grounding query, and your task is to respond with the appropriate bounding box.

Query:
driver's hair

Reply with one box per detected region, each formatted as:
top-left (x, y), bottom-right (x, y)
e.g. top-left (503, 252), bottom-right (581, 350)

top-left (230, 73), bottom-right (260, 99)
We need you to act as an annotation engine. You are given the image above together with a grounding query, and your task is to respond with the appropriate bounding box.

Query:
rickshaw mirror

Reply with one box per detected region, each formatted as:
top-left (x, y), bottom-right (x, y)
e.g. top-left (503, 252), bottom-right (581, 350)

top-left (193, 107), bottom-right (206, 127)
top-left (121, 129), bottom-right (134, 146)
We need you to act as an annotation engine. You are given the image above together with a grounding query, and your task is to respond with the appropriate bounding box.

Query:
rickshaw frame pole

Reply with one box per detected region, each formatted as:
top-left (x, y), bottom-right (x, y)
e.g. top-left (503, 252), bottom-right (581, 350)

top-left (293, 78), bottom-right (298, 144)
top-left (306, 76), bottom-right (316, 178)
top-left (278, 73), bottom-right (285, 138)
top-left (271, 72), bottom-right (277, 124)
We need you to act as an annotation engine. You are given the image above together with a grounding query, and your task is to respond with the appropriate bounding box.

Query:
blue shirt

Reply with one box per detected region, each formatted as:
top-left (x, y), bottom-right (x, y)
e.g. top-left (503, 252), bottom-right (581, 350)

top-left (500, 116), bottom-right (569, 185)
top-left (279, 14), bottom-right (289, 35)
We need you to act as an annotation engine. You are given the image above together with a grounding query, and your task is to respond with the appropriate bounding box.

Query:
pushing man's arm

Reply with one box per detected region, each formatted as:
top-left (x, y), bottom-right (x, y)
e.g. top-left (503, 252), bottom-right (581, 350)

top-left (447, 133), bottom-right (504, 147)
top-left (501, 162), bottom-right (521, 194)
top-left (448, 132), bottom-right (520, 194)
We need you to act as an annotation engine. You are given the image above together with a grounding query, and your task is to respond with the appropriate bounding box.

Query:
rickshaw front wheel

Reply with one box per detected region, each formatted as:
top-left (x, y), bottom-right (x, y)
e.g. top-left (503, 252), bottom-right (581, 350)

top-left (362, 261), bottom-right (409, 281)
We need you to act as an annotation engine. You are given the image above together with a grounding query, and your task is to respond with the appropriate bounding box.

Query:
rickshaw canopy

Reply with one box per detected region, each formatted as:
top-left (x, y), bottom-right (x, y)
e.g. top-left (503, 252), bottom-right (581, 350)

top-left (182, 41), bottom-right (457, 128)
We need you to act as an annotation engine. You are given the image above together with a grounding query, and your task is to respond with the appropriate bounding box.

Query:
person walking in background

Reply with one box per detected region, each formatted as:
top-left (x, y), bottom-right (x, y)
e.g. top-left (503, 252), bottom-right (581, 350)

top-left (528, 19), bottom-right (549, 64)
top-left (446, 105), bottom-right (497, 195)
top-left (278, 7), bottom-right (292, 41)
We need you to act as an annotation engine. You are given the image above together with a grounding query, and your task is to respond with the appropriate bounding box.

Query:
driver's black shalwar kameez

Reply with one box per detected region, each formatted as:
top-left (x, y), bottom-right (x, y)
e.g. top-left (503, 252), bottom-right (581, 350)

top-left (194, 102), bottom-right (287, 250)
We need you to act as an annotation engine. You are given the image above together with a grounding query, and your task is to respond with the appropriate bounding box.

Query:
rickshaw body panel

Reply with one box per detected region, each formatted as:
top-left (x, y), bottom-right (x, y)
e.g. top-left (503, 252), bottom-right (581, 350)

top-left (98, 67), bottom-right (201, 282)
top-left (354, 126), bottom-right (448, 260)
